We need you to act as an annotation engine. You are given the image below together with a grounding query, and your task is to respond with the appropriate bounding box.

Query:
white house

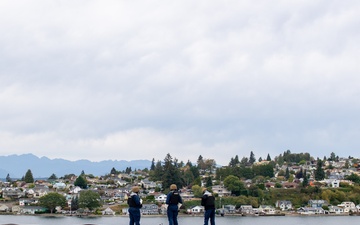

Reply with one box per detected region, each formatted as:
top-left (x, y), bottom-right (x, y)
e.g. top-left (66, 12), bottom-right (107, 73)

top-left (0, 204), bottom-right (9, 212)
top-left (297, 207), bottom-right (325, 215)
top-left (189, 206), bottom-right (204, 214)
top-left (275, 200), bottom-right (293, 211)
top-left (338, 201), bottom-right (357, 213)
top-left (155, 194), bottom-right (167, 203)
top-left (212, 185), bottom-right (231, 197)
top-left (102, 207), bottom-right (115, 215)
top-left (240, 205), bottom-right (254, 214)
top-left (329, 206), bottom-right (345, 214)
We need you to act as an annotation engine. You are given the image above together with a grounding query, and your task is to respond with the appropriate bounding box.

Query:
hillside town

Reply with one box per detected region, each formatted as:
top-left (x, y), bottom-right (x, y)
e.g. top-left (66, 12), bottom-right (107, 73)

top-left (1, 151), bottom-right (360, 216)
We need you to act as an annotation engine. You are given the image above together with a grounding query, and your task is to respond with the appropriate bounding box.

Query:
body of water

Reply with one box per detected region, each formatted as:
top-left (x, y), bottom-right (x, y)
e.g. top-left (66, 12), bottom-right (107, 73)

top-left (0, 215), bottom-right (359, 225)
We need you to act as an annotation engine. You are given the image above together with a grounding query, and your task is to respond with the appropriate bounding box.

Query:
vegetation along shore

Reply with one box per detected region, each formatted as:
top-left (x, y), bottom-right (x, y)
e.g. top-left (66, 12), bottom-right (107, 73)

top-left (1, 150), bottom-right (360, 217)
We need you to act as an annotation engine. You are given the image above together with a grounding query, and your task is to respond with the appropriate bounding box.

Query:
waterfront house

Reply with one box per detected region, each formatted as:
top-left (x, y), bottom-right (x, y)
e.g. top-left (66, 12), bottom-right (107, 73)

top-left (308, 199), bottom-right (329, 208)
top-left (338, 201), bottom-right (357, 213)
top-left (190, 206), bottom-right (204, 214)
top-left (240, 205), bottom-right (254, 214)
top-left (259, 205), bottom-right (276, 214)
top-left (21, 206), bottom-right (47, 214)
top-left (141, 204), bottom-right (159, 215)
top-left (328, 206), bottom-right (345, 214)
top-left (275, 200), bottom-right (293, 211)
top-left (0, 204), bottom-right (10, 212)
top-left (102, 207), bottom-right (115, 215)
top-left (12, 205), bottom-right (21, 213)
top-left (297, 207), bottom-right (325, 215)
top-left (223, 205), bottom-right (236, 214)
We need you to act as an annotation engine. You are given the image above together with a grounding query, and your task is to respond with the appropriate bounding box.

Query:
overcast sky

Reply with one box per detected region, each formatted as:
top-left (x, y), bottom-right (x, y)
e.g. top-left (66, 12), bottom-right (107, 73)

top-left (1, 0), bottom-right (360, 166)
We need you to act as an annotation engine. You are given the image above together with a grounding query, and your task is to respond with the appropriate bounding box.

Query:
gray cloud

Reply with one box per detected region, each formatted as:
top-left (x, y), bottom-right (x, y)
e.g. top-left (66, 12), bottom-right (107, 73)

top-left (1, 0), bottom-right (360, 166)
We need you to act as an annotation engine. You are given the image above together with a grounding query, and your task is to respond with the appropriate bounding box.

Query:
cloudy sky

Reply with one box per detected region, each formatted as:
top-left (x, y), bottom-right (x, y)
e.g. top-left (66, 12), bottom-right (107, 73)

top-left (1, 0), bottom-right (359, 166)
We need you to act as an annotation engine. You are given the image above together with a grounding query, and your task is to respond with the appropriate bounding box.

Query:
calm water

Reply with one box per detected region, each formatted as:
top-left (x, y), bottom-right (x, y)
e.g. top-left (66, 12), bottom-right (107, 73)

top-left (0, 215), bottom-right (359, 225)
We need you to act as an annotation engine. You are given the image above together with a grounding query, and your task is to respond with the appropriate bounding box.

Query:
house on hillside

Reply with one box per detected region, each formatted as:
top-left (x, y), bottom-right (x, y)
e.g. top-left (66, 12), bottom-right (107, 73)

top-left (189, 206), bottom-right (204, 214)
top-left (212, 185), bottom-right (231, 197)
top-left (155, 194), bottom-right (167, 203)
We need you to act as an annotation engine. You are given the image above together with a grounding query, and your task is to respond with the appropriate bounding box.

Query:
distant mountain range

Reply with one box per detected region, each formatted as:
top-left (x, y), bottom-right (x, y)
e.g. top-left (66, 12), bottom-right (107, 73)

top-left (0, 154), bottom-right (151, 179)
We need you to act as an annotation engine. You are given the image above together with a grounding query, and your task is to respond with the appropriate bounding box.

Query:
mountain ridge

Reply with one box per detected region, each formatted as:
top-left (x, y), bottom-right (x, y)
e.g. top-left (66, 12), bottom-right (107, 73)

top-left (0, 154), bottom-right (151, 178)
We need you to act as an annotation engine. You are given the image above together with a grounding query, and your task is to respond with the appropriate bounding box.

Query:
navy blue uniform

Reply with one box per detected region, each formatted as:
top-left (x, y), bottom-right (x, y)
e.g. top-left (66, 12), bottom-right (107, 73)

top-left (201, 191), bottom-right (215, 225)
top-left (166, 190), bottom-right (183, 225)
top-left (128, 192), bottom-right (142, 225)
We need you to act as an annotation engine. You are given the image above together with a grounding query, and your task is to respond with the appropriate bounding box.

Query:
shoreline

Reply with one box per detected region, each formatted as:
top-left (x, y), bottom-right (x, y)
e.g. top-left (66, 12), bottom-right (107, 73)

top-left (1, 212), bottom-right (358, 218)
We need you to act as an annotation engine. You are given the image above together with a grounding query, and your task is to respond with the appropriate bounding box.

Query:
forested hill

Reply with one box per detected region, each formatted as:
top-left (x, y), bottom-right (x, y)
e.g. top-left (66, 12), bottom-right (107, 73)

top-left (0, 154), bottom-right (150, 179)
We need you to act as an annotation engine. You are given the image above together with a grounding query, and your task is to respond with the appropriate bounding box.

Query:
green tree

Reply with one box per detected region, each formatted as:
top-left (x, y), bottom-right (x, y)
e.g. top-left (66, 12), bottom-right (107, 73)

top-left (329, 152), bottom-right (336, 161)
top-left (285, 167), bottom-right (290, 180)
top-left (110, 167), bottom-right (117, 175)
top-left (266, 153), bottom-right (271, 161)
top-left (223, 175), bottom-right (246, 196)
top-left (150, 158), bottom-right (156, 171)
top-left (6, 173), bottom-right (11, 182)
top-left (315, 159), bottom-right (325, 181)
top-left (71, 196), bottom-right (79, 210)
top-left (74, 175), bottom-right (88, 189)
top-left (346, 173), bottom-right (360, 184)
top-left (39, 192), bottom-right (66, 213)
top-left (48, 173), bottom-right (57, 180)
top-left (229, 155), bottom-right (240, 167)
top-left (24, 169), bottom-right (34, 183)
top-left (206, 176), bottom-right (213, 187)
top-left (249, 151), bottom-right (256, 165)
top-left (253, 164), bottom-right (274, 178)
top-left (78, 190), bottom-right (102, 210)
top-left (192, 185), bottom-right (203, 198)
top-left (302, 170), bottom-right (309, 187)
top-left (162, 153), bottom-right (183, 190)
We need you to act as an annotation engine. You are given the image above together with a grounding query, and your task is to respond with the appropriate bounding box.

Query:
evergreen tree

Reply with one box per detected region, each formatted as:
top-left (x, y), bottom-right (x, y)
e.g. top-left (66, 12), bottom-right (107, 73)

top-left (249, 151), bottom-right (256, 165)
top-left (24, 169), bottom-right (34, 183)
top-left (48, 173), bottom-right (58, 180)
top-left (71, 196), bottom-right (79, 210)
top-left (162, 153), bottom-right (183, 190)
top-left (258, 157), bottom-right (263, 162)
top-left (315, 159), bottom-right (325, 181)
top-left (74, 174), bottom-right (87, 189)
top-left (6, 173), bottom-right (11, 182)
top-left (110, 167), bottom-right (117, 175)
top-left (302, 170), bottom-right (309, 187)
top-left (295, 168), bottom-right (303, 179)
top-left (266, 153), bottom-right (271, 161)
top-left (285, 167), bottom-right (290, 180)
top-left (150, 158), bottom-right (156, 171)
top-left (329, 152), bottom-right (336, 161)
top-left (205, 176), bottom-right (213, 187)
top-left (240, 157), bottom-right (249, 167)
